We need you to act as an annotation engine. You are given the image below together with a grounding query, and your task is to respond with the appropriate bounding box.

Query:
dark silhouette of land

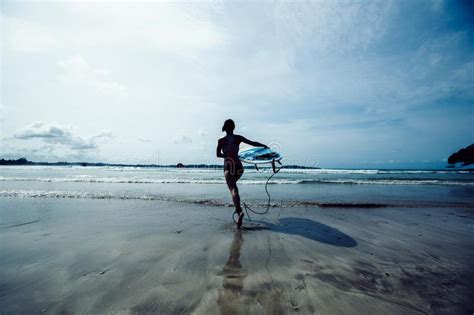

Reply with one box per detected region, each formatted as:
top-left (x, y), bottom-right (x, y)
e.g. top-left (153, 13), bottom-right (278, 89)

top-left (0, 157), bottom-right (319, 169)
top-left (0, 157), bottom-right (30, 165)
top-left (448, 144), bottom-right (474, 166)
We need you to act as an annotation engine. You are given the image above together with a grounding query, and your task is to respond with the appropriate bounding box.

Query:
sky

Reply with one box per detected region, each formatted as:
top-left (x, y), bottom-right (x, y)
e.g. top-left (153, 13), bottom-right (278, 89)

top-left (1, 0), bottom-right (473, 168)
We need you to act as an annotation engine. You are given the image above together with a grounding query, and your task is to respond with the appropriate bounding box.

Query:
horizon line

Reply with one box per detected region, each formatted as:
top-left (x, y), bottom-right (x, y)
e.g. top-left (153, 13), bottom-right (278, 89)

top-left (0, 157), bottom-right (472, 171)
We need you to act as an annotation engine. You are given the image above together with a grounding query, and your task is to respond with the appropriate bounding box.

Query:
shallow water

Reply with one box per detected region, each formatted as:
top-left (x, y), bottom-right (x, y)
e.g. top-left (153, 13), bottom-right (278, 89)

top-left (0, 166), bottom-right (473, 208)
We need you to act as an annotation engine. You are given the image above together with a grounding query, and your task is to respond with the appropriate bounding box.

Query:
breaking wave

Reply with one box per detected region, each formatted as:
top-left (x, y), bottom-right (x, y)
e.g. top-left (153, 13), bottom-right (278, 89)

top-left (0, 176), bottom-right (472, 186)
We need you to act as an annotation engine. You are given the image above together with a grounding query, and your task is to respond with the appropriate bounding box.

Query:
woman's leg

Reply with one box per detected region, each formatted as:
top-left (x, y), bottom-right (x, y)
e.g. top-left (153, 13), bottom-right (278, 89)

top-left (224, 160), bottom-right (244, 227)
top-left (225, 171), bottom-right (242, 213)
top-left (225, 171), bottom-right (244, 227)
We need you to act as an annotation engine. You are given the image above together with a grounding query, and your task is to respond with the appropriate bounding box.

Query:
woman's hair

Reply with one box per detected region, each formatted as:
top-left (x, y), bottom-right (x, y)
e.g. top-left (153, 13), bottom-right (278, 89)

top-left (222, 119), bottom-right (235, 133)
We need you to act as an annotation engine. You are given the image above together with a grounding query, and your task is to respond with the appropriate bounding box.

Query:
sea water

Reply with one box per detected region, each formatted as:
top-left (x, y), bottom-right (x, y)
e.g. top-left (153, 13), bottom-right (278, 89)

top-left (1, 166), bottom-right (473, 209)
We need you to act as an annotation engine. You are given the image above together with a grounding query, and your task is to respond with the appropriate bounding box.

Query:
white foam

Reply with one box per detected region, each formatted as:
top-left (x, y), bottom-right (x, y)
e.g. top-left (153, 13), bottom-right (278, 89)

top-left (0, 176), bottom-right (226, 184)
top-left (299, 179), bottom-right (474, 186)
top-left (0, 189), bottom-right (168, 201)
top-left (0, 176), bottom-right (472, 186)
top-left (279, 168), bottom-right (471, 175)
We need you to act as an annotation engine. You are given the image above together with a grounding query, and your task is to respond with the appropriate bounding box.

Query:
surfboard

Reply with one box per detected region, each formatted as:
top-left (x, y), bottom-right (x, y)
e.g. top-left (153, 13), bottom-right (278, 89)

top-left (238, 147), bottom-right (282, 164)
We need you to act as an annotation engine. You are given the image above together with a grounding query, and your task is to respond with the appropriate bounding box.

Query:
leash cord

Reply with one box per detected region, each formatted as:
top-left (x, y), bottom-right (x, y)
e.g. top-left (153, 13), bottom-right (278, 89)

top-left (232, 166), bottom-right (281, 224)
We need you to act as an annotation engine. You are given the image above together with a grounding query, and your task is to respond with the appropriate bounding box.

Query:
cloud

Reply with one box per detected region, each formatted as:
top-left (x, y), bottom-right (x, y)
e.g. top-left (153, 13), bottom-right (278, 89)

top-left (139, 137), bottom-right (152, 143)
top-left (430, 0), bottom-right (444, 13)
top-left (1, 15), bottom-right (58, 53)
top-left (14, 122), bottom-right (113, 150)
top-left (198, 129), bottom-right (208, 137)
top-left (58, 55), bottom-right (128, 97)
top-left (67, 2), bottom-right (223, 54)
top-left (1, 142), bottom-right (94, 162)
top-left (272, 1), bottom-right (391, 56)
top-left (92, 131), bottom-right (115, 141)
top-left (173, 135), bottom-right (192, 144)
top-left (0, 103), bottom-right (6, 130)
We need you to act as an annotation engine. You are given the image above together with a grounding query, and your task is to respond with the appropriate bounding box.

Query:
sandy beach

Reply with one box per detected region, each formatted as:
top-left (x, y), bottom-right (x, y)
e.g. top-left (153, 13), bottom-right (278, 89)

top-left (1, 196), bottom-right (473, 314)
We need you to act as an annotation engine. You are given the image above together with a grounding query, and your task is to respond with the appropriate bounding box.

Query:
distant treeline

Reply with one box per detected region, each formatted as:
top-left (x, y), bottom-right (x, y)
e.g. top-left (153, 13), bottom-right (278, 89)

top-left (448, 144), bottom-right (474, 166)
top-left (0, 158), bottom-right (319, 169)
top-left (0, 158), bottom-right (32, 165)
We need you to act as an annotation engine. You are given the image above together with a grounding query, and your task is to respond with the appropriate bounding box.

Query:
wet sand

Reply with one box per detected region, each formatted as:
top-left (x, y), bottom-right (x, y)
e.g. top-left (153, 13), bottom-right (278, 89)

top-left (1, 197), bottom-right (473, 314)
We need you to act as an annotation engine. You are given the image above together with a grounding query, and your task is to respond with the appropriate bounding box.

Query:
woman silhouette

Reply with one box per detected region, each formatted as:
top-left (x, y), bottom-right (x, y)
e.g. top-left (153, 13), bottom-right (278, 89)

top-left (216, 119), bottom-right (268, 228)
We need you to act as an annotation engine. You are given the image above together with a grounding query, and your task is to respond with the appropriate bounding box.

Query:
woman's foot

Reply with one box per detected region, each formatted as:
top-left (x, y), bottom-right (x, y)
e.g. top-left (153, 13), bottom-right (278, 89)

top-left (237, 211), bottom-right (244, 228)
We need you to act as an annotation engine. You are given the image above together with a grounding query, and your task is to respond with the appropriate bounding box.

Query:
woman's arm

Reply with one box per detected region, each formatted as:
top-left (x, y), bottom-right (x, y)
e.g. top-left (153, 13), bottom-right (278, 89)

top-left (238, 135), bottom-right (268, 148)
top-left (216, 141), bottom-right (225, 158)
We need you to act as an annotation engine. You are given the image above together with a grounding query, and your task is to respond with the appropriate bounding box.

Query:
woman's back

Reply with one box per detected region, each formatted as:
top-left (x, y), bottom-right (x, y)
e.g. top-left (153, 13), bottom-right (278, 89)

top-left (220, 134), bottom-right (242, 162)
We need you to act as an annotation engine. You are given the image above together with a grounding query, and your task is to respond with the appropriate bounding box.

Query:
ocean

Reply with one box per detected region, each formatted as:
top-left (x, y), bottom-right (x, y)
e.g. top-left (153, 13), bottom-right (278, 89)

top-left (1, 166), bottom-right (473, 209)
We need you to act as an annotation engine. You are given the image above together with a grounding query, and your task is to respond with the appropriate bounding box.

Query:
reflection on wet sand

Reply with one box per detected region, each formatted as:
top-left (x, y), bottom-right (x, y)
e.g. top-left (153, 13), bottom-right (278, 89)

top-left (217, 229), bottom-right (285, 314)
top-left (217, 229), bottom-right (247, 314)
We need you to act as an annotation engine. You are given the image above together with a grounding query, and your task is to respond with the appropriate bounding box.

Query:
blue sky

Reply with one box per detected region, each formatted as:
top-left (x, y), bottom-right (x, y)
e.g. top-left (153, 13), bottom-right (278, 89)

top-left (1, 0), bottom-right (473, 168)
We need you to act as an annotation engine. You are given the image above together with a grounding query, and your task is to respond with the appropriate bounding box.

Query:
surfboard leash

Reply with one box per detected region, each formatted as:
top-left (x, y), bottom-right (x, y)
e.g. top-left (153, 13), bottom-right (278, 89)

top-left (232, 159), bottom-right (282, 224)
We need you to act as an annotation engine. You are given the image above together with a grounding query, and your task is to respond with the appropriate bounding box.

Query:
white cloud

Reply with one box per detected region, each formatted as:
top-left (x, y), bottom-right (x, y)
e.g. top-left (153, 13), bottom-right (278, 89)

top-left (1, 15), bottom-right (58, 53)
top-left (0, 103), bottom-right (5, 128)
top-left (66, 2), bottom-right (223, 55)
top-left (92, 131), bottom-right (115, 141)
top-left (139, 137), bottom-right (152, 143)
top-left (14, 122), bottom-right (114, 151)
top-left (198, 129), bottom-right (208, 137)
top-left (58, 55), bottom-right (128, 97)
top-left (173, 135), bottom-right (192, 144)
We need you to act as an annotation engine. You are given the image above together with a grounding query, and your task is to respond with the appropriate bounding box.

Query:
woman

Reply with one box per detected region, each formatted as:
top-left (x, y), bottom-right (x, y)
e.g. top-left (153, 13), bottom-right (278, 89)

top-left (216, 119), bottom-right (268, 228)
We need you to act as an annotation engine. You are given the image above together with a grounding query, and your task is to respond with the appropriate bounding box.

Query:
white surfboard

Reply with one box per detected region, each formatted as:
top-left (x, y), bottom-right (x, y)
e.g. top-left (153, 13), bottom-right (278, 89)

top-left (238, 147), bottom-right (282, 165)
